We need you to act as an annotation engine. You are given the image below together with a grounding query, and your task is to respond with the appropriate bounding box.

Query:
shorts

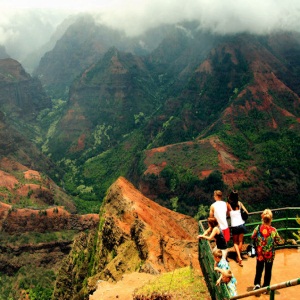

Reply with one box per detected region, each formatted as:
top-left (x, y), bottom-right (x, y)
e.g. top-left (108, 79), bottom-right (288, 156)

top-left (222, 227), bottom-right (230, 242)
top-left (231, 224), bottom-right (247, 235)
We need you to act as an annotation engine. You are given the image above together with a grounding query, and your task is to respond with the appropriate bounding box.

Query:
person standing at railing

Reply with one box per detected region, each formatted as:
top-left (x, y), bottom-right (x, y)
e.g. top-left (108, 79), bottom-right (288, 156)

top-left (216, 269), bottom-right (238, 297)
top-left (198, 217), bottom-right (228, 260)
top-left (213, 249), bottom-right (231, 283)
top-left (227, 190), bottom-right (248, 267)
top-left (209, 190), bottom-right (230, 245)
top-left (252, 209), bottom-right (285, 292)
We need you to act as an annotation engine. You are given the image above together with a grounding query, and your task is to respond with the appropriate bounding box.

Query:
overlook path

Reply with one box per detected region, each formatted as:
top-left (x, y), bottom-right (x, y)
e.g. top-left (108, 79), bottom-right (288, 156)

top-left (229, 248), bottom-right (300, 300)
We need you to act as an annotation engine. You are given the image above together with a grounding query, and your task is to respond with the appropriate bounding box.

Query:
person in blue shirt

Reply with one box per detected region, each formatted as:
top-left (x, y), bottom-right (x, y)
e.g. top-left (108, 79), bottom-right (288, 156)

top-left (213, 248), bottom-right (229, 270)
top-left (216, 269), bottom-right (238, 297)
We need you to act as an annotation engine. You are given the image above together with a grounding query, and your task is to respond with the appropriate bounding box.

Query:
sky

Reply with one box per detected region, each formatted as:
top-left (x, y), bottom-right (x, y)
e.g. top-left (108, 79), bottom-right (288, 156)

top-left (1, 0), bottom-right (300, 61)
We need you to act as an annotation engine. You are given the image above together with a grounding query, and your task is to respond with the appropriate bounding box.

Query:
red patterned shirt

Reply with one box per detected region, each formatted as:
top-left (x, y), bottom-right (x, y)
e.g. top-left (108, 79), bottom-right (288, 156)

top-left (251, 224), bottom-right (284, 262)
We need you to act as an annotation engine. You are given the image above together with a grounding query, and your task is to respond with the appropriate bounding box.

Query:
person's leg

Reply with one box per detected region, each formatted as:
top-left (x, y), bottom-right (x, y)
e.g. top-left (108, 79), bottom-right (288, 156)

top-left (233, 234), bottom-right (242, 264)
top-left (254, 260), bottom-right (264, 286)
top-left (238, 233), bottom-right (244, 252)
top-left (221, 248), bottom-right (228, 261)
top-left (262, 261), bottom-right (273, 287)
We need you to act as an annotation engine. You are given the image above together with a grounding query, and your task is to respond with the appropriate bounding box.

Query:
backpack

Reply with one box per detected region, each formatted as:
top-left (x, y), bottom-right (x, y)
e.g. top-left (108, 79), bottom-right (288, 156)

top-left (247, 225), bottom-right (260, 257)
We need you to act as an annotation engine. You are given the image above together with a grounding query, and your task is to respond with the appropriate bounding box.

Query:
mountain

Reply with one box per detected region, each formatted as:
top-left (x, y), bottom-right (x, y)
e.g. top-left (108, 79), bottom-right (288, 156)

top-left (0, 58), bottom-right (51, 117)
top-left (45, 47), bottom-right (159, 160)
top-left (138, 32), bottom-right (300, 213)
top-left (37, 24), bottom-right (300, 216)
top-left (0, 199), bottom-right (99, 299)
top-left (0, 45), bottom-right (9, 59)
top-left (33, 15), bottom-right (202, 99)
top-left (0, 58), bottom-right (51, 142)
top-left (3, 17), bottom-right (300, 217)
top-left (0, 57), bottom-right (100, 299)
top-left (0, 16), bottom-right (300, 299)
top-left (0, 157), bottom-right (76, 211)
top-left (21, 15), bottom-right (80, 74)
top-left (33, 14), bottom-right (147, 99)
top-left (0, 57), bottom-right (66, 189)
top-left (52, 177), bottom-right (200, 299)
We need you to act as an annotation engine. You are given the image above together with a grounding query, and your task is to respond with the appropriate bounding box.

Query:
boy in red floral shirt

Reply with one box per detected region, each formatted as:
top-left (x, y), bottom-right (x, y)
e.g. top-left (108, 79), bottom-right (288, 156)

top-left (252, 209), bottom-right (284, 292)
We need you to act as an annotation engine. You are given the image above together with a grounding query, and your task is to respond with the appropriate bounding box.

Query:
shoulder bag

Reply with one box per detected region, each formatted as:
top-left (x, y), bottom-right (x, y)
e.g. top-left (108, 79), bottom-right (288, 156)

top-left (240, 202), bottom-right (248, 221)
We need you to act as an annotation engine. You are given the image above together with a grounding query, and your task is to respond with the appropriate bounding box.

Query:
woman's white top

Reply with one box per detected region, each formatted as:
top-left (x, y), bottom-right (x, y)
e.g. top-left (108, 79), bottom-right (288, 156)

top-left (230, 203), bottom-right (245, 227)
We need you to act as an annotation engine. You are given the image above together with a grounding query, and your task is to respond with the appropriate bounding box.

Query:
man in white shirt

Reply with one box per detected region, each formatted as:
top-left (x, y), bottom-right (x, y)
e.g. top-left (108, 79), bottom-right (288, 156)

top-left (209, 190), bottom-right (230, 243)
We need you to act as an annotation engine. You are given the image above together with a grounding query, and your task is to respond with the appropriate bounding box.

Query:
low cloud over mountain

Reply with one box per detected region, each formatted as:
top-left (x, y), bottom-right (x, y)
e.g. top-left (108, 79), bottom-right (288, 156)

top-left (1, 1), bottom-right (300, 61)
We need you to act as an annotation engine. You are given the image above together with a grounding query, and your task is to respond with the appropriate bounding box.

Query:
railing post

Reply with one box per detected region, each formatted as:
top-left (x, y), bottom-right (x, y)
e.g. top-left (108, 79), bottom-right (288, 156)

top-left (284, 209), bottom-right (288, 242)
top-left (269, 290), bottom-right (275, 300)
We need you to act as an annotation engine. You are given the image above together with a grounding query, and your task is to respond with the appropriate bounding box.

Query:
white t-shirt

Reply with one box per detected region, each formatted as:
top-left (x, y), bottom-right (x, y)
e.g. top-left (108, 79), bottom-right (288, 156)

top-left (230, 209), bottom-right (245, 227)
top-left (211, 200), bottom-right (228, 230)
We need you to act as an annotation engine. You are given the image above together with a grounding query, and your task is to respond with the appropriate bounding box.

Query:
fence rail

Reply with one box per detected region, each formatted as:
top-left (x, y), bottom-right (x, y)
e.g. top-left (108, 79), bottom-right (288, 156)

top-left (230, 278), bottom-right (300, 300)
top-left (198, 207), bottom-right (300, 300)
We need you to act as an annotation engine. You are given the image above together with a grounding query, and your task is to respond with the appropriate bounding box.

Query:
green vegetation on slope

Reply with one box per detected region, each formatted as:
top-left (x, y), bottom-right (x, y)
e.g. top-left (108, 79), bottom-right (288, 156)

top-left (133, 266), bottom-right (209, 300)
top-left (0, 267), bottom-right (55, 300)
top-left (58, 130), bottom-right (148, 214)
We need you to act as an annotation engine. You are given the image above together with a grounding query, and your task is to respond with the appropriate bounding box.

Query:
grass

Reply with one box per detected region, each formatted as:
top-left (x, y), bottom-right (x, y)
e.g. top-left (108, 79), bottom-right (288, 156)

top-left (0, 230), bottom-right (77, 246)
top-left (133, 266), bottom-right (209, 300)
top-left (144, 141), bottom-right (218, 172)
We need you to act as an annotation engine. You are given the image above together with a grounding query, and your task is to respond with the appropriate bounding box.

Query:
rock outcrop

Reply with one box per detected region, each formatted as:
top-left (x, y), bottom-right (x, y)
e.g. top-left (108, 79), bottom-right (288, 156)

top-left (53, 177), bottom-right (199, 300)
top-left (0, 203), bottom-right (99, 233)
top-left (0, 58), bottom-right (51, 121)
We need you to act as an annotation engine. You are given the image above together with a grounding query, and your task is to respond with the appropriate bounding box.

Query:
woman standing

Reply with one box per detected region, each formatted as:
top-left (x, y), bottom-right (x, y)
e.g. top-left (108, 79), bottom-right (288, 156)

top-left (227, 190), bottom-right (248, 267)
top-left (252, 209), bottom-right (284, 291)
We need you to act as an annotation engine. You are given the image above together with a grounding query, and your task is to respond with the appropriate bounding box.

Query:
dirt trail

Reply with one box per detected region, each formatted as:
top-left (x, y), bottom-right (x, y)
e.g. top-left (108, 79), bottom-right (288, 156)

top-left (89, 272), bottom-right (158, 300)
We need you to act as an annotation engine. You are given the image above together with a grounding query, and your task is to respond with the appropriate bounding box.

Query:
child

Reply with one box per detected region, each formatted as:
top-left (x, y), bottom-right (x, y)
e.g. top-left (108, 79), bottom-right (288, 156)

top-left (213, 249), bottom-right (229, 270)
top-left (216, 269), bottom-right (237, 297)
top-left (213, 249), bottom-right (231, 288)
top-left (198, 217), bottom-right (228, 260)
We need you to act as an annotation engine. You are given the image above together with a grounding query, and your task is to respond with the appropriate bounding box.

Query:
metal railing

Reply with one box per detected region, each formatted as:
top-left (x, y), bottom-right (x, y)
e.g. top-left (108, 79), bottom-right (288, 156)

top-left (231, 278), bottom-right (300, 299)
top-left (198, 207), bottom-right (300, 300)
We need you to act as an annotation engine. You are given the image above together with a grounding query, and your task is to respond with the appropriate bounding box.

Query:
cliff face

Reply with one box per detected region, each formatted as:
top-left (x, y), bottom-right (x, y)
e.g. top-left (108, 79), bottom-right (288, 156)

top-left (0, 157), bottom-right (76, 212)
top-left (0, 188), bottom-right (99, 298)
top-left (53, 177), bottom-right (199, 299)
top-left (0, 203), bottom-right (99, 234)
top-left (0, 58), bottom-right (51, 121)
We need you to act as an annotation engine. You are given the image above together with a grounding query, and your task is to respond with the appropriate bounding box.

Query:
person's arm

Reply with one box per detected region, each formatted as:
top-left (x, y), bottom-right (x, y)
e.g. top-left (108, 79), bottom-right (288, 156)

top-left (274, 229), bottom-right (285, 245)
top-left (209, 204), bottom-right (214, 217)
top-left (199, 227), bottom-right (218, 241)
top-left (215, 268), bottom-right (226, 286)
top-left (214, 266), bottom-right (223, 273)
top-left (197, 226), bottom-right (212, 239)
top-left (216, 274), bottom-right (222, 286)
top-left (226, 202), bottom-right (232, 216)
top-left (203, 227), bottom-right (212, 235)
top-left (251, 225), bottom-right (258, 240)
top-left (239, 201), bottom-right (248, 213)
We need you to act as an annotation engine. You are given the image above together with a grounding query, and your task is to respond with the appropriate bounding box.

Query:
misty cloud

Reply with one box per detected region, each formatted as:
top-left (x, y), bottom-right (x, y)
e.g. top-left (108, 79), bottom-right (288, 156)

top-left (1, 0), bottom-right (300, 61)
top-left (97, 0), bottom-right (300, 36)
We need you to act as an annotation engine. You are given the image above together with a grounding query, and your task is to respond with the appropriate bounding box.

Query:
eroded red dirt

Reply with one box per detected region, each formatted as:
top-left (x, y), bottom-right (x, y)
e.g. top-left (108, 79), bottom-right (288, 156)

top-left (105, 177), bottom-right (200, 271)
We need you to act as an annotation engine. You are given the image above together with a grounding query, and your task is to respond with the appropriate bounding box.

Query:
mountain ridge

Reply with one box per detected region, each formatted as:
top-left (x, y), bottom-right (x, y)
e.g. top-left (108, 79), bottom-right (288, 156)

top-left (38, 29), bottom-right (300, 215)
top-left (0, 19), bottom-right (299, 299)
top-left (53, 176), bottom-right (201, 299)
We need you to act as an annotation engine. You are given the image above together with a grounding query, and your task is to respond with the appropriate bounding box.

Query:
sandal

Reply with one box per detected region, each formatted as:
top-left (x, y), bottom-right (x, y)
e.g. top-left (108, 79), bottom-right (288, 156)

top-left (238, 259), bottom-right (243, 267)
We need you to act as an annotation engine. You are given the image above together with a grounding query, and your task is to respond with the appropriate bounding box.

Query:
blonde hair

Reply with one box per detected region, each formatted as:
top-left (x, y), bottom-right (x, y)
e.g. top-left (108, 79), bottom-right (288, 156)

top-left (214, 190), bottom-right (222, 197)
top-left (222, 269), bottom-right (233, 279)
top-left (262, 209), bottom-right (273, 225)
top-left (213, 249), bottom-right (223, 259)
